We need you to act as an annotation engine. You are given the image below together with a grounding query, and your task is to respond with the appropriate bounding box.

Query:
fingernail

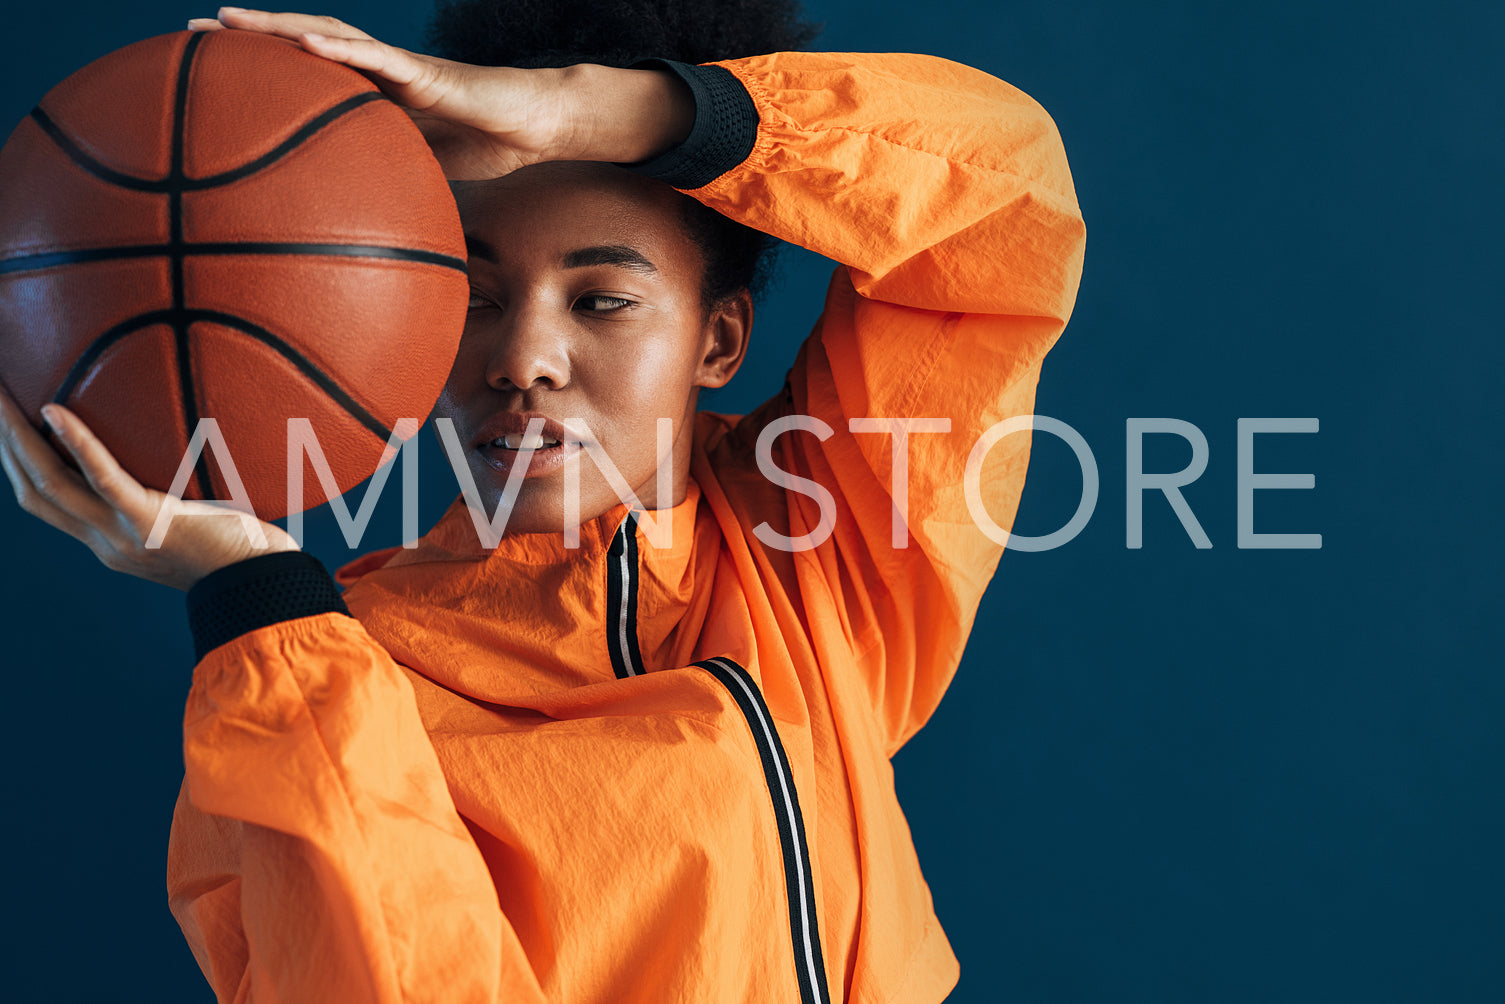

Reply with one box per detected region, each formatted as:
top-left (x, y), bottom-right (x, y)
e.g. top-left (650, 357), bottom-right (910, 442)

top-left (40, 405), bottom-right (61, 435)
top-left (219, 6), bottom-right (246, 13)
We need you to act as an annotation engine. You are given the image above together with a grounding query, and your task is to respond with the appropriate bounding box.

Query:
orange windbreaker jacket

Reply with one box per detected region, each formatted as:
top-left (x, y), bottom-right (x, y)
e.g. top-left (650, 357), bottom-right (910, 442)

top-left (167, 51), bottom-right (1085, 1004)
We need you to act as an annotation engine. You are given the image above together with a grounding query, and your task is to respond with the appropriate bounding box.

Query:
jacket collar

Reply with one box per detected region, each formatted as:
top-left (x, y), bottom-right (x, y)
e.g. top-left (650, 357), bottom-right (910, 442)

top-left (336, 479), bottom-right (704, 578)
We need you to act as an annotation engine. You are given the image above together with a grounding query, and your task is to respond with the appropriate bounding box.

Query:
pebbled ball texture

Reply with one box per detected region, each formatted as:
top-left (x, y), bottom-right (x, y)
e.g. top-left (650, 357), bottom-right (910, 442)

top-left (0, 30), bottom-right (468, 520)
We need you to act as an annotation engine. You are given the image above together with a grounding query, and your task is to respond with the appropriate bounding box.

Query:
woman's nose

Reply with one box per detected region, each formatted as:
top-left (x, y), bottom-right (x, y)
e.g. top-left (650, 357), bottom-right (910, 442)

top-left (482, 301), bottom-right (570, 392)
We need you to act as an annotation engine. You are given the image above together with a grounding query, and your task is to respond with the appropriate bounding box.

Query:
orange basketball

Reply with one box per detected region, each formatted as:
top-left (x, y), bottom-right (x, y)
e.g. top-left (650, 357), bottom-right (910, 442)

top-left (0, 30), bottom-right (467, 520)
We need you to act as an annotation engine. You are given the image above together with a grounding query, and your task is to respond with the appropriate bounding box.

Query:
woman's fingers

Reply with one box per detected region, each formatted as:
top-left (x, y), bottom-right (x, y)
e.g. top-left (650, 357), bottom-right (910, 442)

top-left (190, 9), bottom-right (443, 108)
top-left (0, 388), bottom-right (298, 589)
top-left (0, 439), bottom-right (96, 543)
top-left (41, 404), bottom-right (152, 520)
top-left (297, 33), bottom-right (439, 99)
top-left (185, 8), bottom-right (560, 179)
top-left (209, 8), bottom-right (374, 43)
top-left (0, 390), bottom-right (112, 536)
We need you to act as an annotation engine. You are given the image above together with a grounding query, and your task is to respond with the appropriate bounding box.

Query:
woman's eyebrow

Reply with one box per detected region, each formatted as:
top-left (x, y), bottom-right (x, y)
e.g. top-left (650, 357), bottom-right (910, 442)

top-left (562, 245), bottom-right (658, 274)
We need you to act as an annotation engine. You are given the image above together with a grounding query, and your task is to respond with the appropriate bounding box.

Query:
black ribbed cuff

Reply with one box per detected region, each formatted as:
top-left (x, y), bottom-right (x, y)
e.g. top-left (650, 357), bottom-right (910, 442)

top-left (624, 59), bottom-right (760, 190)
top-left (186, 550), bottom-right (349, 663)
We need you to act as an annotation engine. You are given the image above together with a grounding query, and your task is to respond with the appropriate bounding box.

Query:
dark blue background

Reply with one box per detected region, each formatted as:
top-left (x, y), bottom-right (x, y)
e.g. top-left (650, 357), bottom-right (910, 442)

top-left (3, 2), bottom-right (1500, 1001)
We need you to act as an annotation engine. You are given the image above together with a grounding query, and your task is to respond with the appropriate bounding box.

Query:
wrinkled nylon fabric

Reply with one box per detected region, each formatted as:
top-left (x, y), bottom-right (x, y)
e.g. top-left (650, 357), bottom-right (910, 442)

top-left (167, 52), bottom-right (1085, 1004)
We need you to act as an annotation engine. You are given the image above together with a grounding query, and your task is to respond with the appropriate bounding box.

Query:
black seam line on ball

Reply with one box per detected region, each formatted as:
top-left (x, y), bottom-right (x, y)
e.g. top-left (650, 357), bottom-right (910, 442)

top-left (187, 309), bottom-right (394, 444)
top-left (184, 242), bottom-right (466, 270)
top-left (172, 32), bottom-right (211, 499)
top-left (52, 310), bottom-right (177, 406)
top-left (51, 307), bottom-right (394, 456)
top-left (0, 245), bottom-right (164, 275)
top-left (27, 93), bottom-right (390, 194)
top-left (186, 92), bottom-right (385, 188)
top-left (27, 108), bottom-right (164, 192)
top-left (0, 242), bottom-right (467, 277)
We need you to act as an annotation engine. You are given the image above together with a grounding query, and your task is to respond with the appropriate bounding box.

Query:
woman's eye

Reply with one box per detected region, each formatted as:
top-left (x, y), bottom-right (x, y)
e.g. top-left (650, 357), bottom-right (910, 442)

top-left (576, 294), bottom-right (635, 314)
top-left (467, 290), bottom-right (495, 310)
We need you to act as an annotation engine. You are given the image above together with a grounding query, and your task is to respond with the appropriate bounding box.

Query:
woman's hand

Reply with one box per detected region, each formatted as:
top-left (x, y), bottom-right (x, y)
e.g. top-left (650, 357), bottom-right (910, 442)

top-left (0, 387), bottom-right (299, 592)
top-left (188, 8), bottom-right (695, 179)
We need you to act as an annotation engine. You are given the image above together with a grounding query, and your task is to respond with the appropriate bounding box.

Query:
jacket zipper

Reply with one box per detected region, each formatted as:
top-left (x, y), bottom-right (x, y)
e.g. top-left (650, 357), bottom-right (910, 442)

top-left (606, 513), bottom-right (646, 679)
top-left (607, 519), bottom-right (831, 1002)
top-left (696, 657), bottom-right (832, 1004)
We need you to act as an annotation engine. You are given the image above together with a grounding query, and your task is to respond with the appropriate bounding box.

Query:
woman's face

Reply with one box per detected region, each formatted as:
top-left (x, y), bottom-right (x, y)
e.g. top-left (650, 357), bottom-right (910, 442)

top-left (436, 162), bottom-right (748, 535)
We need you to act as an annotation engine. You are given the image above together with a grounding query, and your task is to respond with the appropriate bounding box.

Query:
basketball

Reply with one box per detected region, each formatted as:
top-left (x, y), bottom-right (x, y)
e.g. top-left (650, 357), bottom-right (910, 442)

top-left (0, 30), bottom-right (467, 520)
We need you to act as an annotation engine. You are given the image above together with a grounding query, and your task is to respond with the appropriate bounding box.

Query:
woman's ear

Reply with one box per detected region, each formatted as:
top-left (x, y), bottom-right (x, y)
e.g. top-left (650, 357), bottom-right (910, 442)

top-left (694, 290), bottom-right (753, 389)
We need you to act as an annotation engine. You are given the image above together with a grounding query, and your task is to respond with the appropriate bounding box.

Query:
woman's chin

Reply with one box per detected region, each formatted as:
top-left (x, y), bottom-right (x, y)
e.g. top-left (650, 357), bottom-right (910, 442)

top-left (461, 473), bottom-right (622, 539)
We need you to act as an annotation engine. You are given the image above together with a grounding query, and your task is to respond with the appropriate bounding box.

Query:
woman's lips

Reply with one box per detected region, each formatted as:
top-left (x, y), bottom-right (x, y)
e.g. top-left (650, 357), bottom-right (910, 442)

top-left (470, 413), bottom-right (591, 480)
top-left (471, 412), bottom-right (589, 450)
top-left (475, 437), bottom-right (582, 479)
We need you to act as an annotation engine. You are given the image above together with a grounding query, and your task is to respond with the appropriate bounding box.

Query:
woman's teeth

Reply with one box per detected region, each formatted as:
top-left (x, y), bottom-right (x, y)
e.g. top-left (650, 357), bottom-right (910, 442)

top-left (494, 433), bottom-right (561, 450)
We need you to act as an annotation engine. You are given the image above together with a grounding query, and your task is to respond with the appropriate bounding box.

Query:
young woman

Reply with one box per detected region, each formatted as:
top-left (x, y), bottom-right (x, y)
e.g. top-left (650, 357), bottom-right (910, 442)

top-left (0, 2), bottom-right (1085, 1000)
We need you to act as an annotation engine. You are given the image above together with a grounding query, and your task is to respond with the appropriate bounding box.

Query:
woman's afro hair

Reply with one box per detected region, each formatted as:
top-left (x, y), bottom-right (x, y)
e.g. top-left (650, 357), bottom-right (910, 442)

top-left (427, 0), bottom-right (820, 71)
top-left (425, 0), bottom-right (821, 307)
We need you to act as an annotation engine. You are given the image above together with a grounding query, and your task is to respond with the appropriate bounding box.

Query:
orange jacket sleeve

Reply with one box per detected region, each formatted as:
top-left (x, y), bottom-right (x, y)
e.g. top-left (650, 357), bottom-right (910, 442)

top-left (167, 557), bottom-right (546, 1003)
top-left (689, 53), bottom-right (1087, 754)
